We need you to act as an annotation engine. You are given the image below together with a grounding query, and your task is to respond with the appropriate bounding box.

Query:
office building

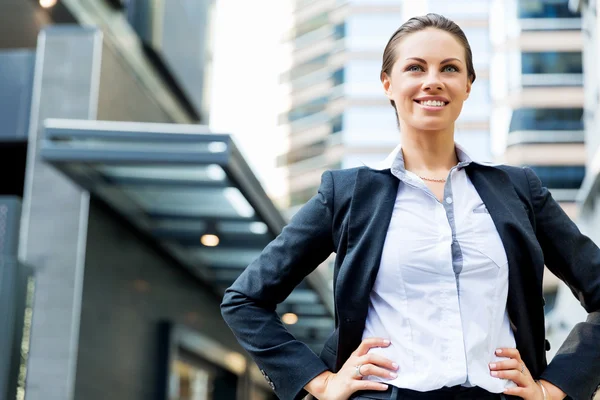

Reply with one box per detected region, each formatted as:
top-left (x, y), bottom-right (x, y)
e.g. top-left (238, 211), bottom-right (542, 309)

top-left (0, 1), bottom-right (333, 399)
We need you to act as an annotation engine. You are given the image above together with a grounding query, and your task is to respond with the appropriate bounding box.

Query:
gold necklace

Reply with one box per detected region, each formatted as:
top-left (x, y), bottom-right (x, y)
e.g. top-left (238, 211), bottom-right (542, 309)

top-left (419, 175), bottom-right (446, 183)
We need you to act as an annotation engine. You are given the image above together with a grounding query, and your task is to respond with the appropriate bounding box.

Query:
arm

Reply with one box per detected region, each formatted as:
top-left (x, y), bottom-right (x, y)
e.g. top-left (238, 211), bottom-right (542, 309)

top-left (221, 171), bottom-right (336, 400)
top-left (523, 167), bottom-right (600, 400)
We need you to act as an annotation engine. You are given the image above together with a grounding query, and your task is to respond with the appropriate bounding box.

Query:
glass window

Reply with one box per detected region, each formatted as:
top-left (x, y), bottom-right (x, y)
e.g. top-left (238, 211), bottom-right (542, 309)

top-left (333, 23), bottom-right (345, 40)
top-left (521, 52), bottom-right (582, 74)
top-left (287, 96), bottom-right (329, 122)
top-left (462, 28), bottom-right (491, 69)
top-left (295, 12), bottom-right (329, 38)
top-left (345, 14), bottom-right (403, 51)
top-left (341, 60), bottom-right (383, 97)
top-left (526, 166), bottom-right (585, 189)
top-left (454, 130), bottom-right (492, 162)
top-left (290, 54), bottom-right (329, 81)
top-left (457, 79), bottom-right (491, 122)
top-left (342, 107), bottom-right (398, 146)
top-left (509, 108), bottom-right (583, 131)
top-left (332, 68), bottom-right (344, 87)
top-left (428, 0), bottom-right (490, 19)
top-left (518, 0), bottom-right (580, 18)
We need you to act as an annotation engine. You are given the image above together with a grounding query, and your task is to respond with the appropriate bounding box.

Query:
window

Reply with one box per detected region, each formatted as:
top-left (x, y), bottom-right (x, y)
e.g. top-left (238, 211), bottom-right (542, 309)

top-left (521, 52), bottom-right (582, 74)
top-left (290, 54), bottom-right (329, 81)
top-left (332, 68), bottom-right (344, 87)
top-left (333, 23), bottom-right (346, 40)
top-left (526, 166), bottom-right (585, 189)
top-left (518, 0), bottom-right (580, 18)
top-left (345, 14), bottom-right (403, 51)
top-left (287, 96), bottom-right (329, 122)
top-left (509, 108), bottom-right (583, 131)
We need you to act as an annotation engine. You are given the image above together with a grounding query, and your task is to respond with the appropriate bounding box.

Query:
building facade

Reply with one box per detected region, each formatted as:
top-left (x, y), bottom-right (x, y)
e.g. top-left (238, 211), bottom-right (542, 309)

top-left (0, 1), bottom-right (333, 399)
top-left (280, 0), bottom-right (494, 209)
top-left (489, 0), bottom-right (586, 319)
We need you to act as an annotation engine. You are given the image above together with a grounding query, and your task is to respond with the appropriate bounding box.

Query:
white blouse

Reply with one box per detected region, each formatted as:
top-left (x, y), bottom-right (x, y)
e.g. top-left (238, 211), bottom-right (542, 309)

top-left (362, 144), bottom-right (517, 393)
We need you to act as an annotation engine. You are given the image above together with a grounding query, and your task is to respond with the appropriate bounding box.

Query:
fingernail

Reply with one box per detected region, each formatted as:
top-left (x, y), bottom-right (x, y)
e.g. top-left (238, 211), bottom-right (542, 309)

top-left (489, 363), bottom-right (496, 369)
top-left (491, 371), bottom-right (498, 377)
top-left (383, 339), bottom-right (391, 345)
top-left (392, 363), bottom-right (399, 369)
top-left (495, 349), bottom-right (502, 354)
top-left (389, 372), bottom-right (397, 378)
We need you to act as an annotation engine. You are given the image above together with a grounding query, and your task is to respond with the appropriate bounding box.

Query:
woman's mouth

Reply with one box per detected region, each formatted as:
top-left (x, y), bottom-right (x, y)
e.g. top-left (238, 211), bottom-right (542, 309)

top-left (414, 99), bottom-right (449, 110)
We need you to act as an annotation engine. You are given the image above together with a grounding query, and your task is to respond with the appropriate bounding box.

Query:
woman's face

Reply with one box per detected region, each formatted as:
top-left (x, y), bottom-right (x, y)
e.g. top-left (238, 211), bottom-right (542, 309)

top-left (382, 28), bottom-right (472, 133)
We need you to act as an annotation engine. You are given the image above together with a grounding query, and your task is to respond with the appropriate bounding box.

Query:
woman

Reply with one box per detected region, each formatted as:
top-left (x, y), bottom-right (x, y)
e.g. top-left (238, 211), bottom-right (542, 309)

top-left (221, 14), bottom-right (600, 400)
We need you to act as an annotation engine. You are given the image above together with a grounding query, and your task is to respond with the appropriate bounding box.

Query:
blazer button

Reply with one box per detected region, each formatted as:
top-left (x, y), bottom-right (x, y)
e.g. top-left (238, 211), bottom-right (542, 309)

top-left (544, 339), bottom-right (551, 351)
top-left (344, 318), bottom-right (353, 323)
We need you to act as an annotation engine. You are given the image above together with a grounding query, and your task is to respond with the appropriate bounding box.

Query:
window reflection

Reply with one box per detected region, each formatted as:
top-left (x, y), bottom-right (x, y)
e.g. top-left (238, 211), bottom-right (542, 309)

top-left (521, 52), bottom-right (582, 74)
top-left (527, 166), bottom-right (585, 189)
top-left (518, 0), bottom-right (580, 18)
top-left (170, 360), bottom-right (214, 400)
top-left (509, 108), bottom-right (583, 132)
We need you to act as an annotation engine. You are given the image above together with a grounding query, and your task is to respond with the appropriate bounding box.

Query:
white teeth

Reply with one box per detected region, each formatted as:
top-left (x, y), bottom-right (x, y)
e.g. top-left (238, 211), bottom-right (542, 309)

top-left (420, 100), bottom-right (445, 107)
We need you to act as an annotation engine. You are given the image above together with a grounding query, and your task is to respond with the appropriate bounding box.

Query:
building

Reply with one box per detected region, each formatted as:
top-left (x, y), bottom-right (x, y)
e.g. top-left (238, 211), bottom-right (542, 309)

top-left (0, 1), bottom-right (333, 399)
top-left (489, 0), bottom-right (586, 322)
top-left (279, 0), bottom-right (494, 210)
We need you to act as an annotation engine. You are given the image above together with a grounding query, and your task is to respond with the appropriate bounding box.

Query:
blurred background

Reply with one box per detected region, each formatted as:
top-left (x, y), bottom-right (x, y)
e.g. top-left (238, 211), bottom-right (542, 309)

top-left (0, 0), bottom-right (598, 399)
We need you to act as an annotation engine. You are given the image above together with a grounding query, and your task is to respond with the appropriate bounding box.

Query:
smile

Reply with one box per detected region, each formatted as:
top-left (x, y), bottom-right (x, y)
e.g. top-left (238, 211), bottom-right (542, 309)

top-left (415, 100), bottom-right (448, 108)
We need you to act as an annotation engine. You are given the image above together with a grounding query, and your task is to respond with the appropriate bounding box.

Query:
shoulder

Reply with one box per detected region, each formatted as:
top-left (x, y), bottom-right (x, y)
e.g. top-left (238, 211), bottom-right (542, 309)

top-left (475, 162), bottom-right (531, 190)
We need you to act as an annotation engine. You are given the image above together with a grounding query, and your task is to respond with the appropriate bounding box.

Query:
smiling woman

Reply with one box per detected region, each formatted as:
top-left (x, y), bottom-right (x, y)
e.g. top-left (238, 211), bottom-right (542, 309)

top-left (221, 13), bottom-right (600, 400)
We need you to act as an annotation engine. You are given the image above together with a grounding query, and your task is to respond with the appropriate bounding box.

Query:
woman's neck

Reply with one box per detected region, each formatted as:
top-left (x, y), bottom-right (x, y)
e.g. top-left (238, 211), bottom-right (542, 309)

top-left (400, 128), bottom-right (458, 175)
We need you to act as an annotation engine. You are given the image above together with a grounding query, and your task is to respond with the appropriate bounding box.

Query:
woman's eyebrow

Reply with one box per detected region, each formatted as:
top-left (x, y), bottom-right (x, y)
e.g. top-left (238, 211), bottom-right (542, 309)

top-left (405, 57), bottom-right (463, 64)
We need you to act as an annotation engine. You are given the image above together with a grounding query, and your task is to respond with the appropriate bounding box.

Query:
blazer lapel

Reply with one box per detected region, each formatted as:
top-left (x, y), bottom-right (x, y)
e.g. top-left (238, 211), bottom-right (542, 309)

top-left (335, 167), bottom-right (398, 368)
top-left (466, 165), bottom-right (545, 337)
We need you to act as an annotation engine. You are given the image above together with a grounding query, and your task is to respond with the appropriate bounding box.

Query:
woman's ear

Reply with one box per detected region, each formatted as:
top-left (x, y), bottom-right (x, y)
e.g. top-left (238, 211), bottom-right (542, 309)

top-left (464, 79), bottom-right (472, 100)
top-left (382, 72), bottom-right (393, 99)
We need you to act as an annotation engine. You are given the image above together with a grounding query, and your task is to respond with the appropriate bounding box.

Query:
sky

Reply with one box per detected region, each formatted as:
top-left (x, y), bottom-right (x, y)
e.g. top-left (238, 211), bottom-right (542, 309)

top-left (209, 0), bottom-right (293, 201)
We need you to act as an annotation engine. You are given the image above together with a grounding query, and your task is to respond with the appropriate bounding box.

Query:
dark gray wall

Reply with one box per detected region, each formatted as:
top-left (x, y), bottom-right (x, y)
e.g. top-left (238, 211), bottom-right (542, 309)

top-left (74, 200), bottom-right (245, 400)
top-left (97, 42), bottom-right (173, 123)
top-left (0, 50), bottom-right (35, 140)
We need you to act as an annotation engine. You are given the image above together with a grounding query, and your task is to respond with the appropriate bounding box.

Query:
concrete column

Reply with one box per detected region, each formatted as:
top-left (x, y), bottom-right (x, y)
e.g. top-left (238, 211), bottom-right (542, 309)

top-left (19, 26), bottom-right (102, 400)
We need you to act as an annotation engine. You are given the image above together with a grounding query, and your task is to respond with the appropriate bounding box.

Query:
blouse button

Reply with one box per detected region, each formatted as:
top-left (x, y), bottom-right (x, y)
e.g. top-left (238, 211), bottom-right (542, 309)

top-left (445, 197), bottom-right (453, 204)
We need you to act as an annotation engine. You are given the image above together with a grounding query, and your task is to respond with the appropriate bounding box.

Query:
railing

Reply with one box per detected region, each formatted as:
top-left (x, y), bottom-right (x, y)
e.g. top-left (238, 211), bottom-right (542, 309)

top-left (521, 73), bottom-right (584, 87)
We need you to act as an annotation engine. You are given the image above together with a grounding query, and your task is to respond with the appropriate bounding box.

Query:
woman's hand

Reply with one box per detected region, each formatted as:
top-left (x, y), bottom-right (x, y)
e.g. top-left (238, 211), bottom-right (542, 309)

top-left (489, 348), bottom-right (551, 400)
top-left (306, 337), bottom-right (398, 400)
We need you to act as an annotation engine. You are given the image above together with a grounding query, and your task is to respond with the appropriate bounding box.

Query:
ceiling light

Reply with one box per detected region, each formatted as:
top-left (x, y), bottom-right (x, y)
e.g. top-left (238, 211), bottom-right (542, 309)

top-left (200, 234), bottom-right (220, 247)
top-left (282, 313), bottom-right (298, 325)
top-left (40, 0), bottom-right (57, 8)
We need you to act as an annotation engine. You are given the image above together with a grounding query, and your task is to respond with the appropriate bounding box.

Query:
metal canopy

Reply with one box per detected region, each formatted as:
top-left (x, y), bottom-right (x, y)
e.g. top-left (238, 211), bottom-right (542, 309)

top-left (39, 118), bottom-right (334, 350)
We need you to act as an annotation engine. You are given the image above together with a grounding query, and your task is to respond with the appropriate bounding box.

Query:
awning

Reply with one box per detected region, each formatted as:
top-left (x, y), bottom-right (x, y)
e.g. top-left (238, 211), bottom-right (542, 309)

top-left (39, 119), bottom-right (334, 350)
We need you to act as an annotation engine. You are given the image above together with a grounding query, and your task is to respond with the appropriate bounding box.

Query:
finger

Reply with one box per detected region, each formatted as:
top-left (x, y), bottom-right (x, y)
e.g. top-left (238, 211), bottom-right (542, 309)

top-left (490, 369), bottom-right (529, 387)
top-left (353, 338), bottom-right (391, 357)
top-left (502, 386), bottom-right (528, 397)
top-left (356, 364), bottom-right (398, 380)
top-left (489, 359), bottom-right (520, 371)
top-left (351, 380), bottom-right (389, 393)
top-left (495, 348), bottom-right (522, 362)
top-left (359, 354), bottom-right (399, 371)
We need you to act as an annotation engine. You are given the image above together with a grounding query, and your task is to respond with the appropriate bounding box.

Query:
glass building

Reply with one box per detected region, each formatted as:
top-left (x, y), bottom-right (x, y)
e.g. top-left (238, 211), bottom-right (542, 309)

top-left (489, 0), bottom-right (588, 356)
top-left (280, 0), bottom-right (494, 210)
top-left (0, 1), bottom-right (333, 399)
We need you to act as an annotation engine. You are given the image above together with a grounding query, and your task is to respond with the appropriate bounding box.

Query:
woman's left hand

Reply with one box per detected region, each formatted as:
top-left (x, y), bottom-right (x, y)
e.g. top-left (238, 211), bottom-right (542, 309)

top-left (489, 348), bottom-right (543, 399)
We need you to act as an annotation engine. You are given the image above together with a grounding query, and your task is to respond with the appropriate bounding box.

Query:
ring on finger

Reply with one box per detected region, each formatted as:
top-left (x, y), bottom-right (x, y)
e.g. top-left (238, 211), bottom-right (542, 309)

top-left (355, 364), bottom-right (365, 378)
top-left (520, 363), bottom-right (525, 374)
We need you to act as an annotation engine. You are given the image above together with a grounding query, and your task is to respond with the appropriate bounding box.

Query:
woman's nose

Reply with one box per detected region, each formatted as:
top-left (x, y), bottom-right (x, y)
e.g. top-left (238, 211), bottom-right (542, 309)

top-left (423, 73), bottom-right (443, 91)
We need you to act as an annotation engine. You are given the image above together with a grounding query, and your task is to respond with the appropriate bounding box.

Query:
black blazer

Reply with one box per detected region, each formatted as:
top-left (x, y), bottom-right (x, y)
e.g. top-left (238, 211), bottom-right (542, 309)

top-left (221, 163), bottom-right (600, 400)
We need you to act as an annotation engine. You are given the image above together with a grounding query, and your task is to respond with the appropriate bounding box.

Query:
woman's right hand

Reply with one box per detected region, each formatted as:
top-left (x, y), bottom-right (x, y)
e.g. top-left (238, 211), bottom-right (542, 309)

top-left (306, 337), bottom-right (398, 400)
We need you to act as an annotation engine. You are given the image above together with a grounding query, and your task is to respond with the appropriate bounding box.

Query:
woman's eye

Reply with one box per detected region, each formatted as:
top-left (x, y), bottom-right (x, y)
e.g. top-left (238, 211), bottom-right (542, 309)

top-left (443, 65), bottom-right (459, 72)
top-left (407, 65), bottom-right (423, 72)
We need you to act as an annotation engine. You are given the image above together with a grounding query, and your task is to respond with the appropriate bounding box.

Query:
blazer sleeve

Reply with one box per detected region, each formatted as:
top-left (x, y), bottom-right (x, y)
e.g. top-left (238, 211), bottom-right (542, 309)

top-left (220, 170), bottom-right (336, 400)
top-left (523, 167), bottom-right (600, 399)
